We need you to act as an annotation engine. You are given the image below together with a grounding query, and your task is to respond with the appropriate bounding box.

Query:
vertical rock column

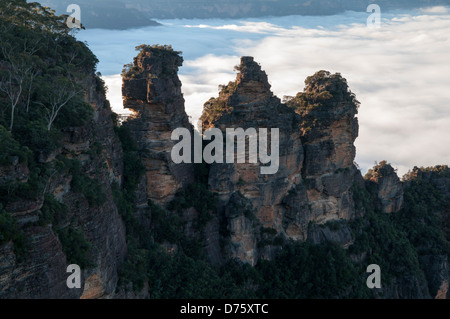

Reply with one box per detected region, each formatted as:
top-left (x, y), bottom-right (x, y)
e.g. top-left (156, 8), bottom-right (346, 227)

top-left (290, 70), bottom-right (361, 224)
top-left (122, 46), bottom-right (195, 204)
top-left (201, 57), bottom-right (305, 264)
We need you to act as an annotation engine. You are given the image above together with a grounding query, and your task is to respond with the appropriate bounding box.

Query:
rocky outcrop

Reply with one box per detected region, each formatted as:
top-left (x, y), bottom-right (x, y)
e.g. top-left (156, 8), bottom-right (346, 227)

top-left (289, 70), bottom-right (361, 223)
top-left (200, 57), bottom-right (304, 265)
top-left (0, 159), bottom-right (29, 186)
top-left (307, 219), bottom-right (353, 247)
top-left (365, 161), bottom-right (403, 213)
top-left (200, 59), bottom-right (362, 264)
top-left (122, 46), bottom-right (195, 204)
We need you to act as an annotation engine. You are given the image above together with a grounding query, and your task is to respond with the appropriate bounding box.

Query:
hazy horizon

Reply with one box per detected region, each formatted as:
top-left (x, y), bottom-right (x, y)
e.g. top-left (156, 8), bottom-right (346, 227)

top-left (76, 6), bottom-right (450, 177)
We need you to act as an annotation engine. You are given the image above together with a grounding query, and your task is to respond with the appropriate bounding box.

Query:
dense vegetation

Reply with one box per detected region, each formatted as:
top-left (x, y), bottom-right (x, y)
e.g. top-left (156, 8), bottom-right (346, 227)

top-left (0, 1), bottom-right (101, 266)
top-left (114, 147), bottom-right (448, 298)
top-left (113, 124), bottom-right (221, 292)
top-left (0, 203), bottom-right (27, 262)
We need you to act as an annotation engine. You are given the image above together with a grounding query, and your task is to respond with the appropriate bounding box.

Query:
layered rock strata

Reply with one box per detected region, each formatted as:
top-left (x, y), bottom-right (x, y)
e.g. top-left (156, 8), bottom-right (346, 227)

top-left (200, 58), bottom-right (361, 264)
top-left (122, 46), bottom-right (195, 204)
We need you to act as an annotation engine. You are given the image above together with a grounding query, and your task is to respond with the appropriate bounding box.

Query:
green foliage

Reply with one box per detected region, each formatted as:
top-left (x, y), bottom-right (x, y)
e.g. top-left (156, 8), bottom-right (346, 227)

top-left (258, 227), bottom-right (283, 248)
top-left (199, 79), bottom-right (239, 126)
top-left (117, 236), bottom-right (148, 291)
top-left (364, 160), bottom-right (394, 181)
top-left (115, 125), bottom-right (145, 202)
top-left (167, 182), bottom-right (217, 228)
top-left (68, 160), bottom-right (106, 207)
top-left (135, 44), bottom-right (180, 54)
top-left (392, 179), bottom-right (448, 256)
top-left (39, 194), bottom-right (68, 226)
top-left (0, 204), bottom-right (28, 261)
top-left (112, 123), bottom-right (150, 290)
top-left (260, 226), bottom-right (278, 236)
top-left (0, 1), bottom-right (102, 267)
top-left (151, 199), bottom-right (184, 243)
top-left (350, 176), bottom-right (450, 294)
top-left (403, 165), bottom-right (450, 181)
top-left (95, 72), bottom-right (107, 97)
top-left (200, 96), bottom-right (233, 127)
top-left (52, 99), bottom-right (93, 129)
top-left (13, 120), bottom-right (61, 154)
top-left (0, 2), bottom-right (96, 134)
top-left (323, 220), bottom-right (342, 231)
top-left (351, 182), bottom-right (375, 214)
top-left (145, 250), bottom-right (256, 298)
top-left (0, 125), bottom-right (31, 165)
top-left (286, 70), bottom-right (359, 135)
top-left (56, 226), bottom-right (93, 268)
top-left (350, 210), bottom-right (422, 282)
top-left (0, 161), bottom-right (51, 203)
top-left (256, 241), bottom-right (369, 298)
top-left (117, 172), bottom-right (449, 299)
top-left (122, 44), bottom-right (182, 78)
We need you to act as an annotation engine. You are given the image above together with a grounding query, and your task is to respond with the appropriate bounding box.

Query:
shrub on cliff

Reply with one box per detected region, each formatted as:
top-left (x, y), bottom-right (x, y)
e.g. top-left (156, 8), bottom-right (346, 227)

top-left (0, 204), bottom-right (27, 261)
top-left (121, 44), bottom-right (182, 79)
top-left (0, 125), bottom-right (31, 166)
top-left (286, 70), bottom-right (359, 135)
top-left (199, 82), bottom-right (235, 128)
top-left (56, 226), bottom-right (93, 269)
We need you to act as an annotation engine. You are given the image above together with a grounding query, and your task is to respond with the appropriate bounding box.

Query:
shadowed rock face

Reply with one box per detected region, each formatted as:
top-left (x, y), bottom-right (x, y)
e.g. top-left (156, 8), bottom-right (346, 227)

top-left (122, 47), bottom-right (195, 204)
top-left (365, 161), bottom-right (404, 213)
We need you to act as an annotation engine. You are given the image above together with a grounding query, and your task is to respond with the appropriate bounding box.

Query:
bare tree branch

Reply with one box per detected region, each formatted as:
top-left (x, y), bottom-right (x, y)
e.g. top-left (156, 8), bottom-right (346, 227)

top-left (39, 80), bottom-right (83, 131)
top-left (0, 58), bottom-right (32, 130)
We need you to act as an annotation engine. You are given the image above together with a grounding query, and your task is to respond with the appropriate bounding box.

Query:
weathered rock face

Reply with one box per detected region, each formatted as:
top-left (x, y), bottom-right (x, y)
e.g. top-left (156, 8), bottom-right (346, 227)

top-left (0, 160), bottom-right (29, 186)
top-left (365, 161), bottom-right (404, 213)
top-left (0, 226), bottom-right (77, 299)
top-left (200, 58), bottom-right (362, 264)
top-left (200, 57), bottom-right (304, 265)
top-left (289, 70), bottom-right (361, 223)
top-left (0, 73), bottom-right (127, 299)
top-left (122, 46), bottom-right (195, 204)
top-left (63, 73), bottom-right (127, 299)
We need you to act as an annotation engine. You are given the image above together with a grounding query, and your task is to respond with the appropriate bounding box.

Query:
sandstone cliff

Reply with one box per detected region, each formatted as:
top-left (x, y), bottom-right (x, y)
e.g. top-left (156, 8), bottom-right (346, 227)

top-left (199, 58), bottom-right (362, 265)
top-left (1, 32), bottom-right (449, 298)
top-left (122, 45), bottom-right (195, 204)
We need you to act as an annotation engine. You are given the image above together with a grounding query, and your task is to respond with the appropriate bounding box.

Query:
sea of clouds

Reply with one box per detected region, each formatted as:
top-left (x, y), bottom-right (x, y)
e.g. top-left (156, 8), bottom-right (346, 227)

top-left (76, 6), bottom-right (450, 176)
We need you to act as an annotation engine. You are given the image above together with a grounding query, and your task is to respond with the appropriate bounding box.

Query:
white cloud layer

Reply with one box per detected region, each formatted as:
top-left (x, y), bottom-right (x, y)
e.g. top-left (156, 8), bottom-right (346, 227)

top-left (78, 8), bottom-right (450, 177)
